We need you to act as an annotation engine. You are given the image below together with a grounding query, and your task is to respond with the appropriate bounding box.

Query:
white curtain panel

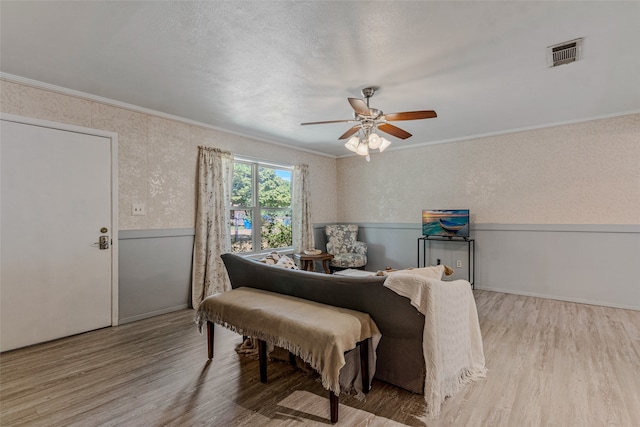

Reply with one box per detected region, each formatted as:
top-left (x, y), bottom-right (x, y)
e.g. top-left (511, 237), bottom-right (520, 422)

top-left (192, 146), bottom-right (234, 307)
top-left (292, 164), bottom-right (314, 253)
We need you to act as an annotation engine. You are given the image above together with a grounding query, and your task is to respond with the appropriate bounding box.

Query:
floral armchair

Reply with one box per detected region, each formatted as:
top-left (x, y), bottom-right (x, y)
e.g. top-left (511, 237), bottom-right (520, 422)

top-left (324, 224), bottom-right (367, 270)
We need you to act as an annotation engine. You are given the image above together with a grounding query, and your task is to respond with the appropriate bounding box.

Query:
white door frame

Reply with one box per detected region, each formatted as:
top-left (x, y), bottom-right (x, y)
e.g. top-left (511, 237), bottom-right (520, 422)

top-left (0, 113), bottom-right (119, 326)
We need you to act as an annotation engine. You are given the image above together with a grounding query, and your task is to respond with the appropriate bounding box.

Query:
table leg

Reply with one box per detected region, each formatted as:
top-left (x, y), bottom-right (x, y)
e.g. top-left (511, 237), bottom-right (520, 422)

top-left (258, 339), bottom-right (267, 383)
top-left (330, 391), bottom-right (339, 423)
top-left (322, 259), bottom-right (331, 274)
top-left (207, 321), bottom-right (214, 359)
top-left (360, 339), bottom-right (370, 393)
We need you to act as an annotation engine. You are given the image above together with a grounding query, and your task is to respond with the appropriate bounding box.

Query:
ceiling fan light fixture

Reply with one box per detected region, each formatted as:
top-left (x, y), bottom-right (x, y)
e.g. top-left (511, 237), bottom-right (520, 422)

top-left (356, 142), bottom-right (369, 156)
top-left (301, 86), bottom-right (436, 160)
top-left (379, 137), bottom-right (392, 152)
top-left (345, 136), bottom-right (359, 152)
top-left (367, 133), bottom-right (381, 149)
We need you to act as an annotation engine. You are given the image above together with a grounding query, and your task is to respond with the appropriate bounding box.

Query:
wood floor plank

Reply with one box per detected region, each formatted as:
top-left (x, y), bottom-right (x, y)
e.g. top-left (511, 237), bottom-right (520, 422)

top-left (1, 290), bottom-right (639, 426)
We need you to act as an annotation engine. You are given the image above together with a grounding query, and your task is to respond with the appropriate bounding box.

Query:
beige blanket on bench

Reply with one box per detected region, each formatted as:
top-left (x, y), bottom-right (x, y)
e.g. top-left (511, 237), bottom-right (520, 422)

top-left (196, 287), bottom-right (381, 395)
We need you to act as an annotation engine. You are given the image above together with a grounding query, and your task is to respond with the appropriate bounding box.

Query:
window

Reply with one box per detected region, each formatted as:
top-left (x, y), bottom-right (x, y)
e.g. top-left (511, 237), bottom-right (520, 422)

top-left (230, 159), bottom-right (292, 254)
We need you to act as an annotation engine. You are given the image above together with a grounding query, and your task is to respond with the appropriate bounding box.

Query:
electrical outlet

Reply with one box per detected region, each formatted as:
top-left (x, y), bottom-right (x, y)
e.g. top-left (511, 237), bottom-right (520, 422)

top-left (132, 203), bottom-right (146, 216)
top-left (456, 260), bottom-right (462, 268)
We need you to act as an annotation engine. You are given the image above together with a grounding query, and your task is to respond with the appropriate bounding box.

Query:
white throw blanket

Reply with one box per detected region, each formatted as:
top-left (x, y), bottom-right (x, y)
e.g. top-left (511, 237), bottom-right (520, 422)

top-left (384, 271), bottom-right (486, 417)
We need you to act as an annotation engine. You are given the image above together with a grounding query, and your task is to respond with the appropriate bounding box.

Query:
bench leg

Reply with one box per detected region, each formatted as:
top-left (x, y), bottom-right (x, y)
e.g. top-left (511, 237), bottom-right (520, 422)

top-left (330, 391), bottom-right (338, 423)
top-left (288, 351), bottom-right (297, 367)
top-left (258, 339), bottom-right (267, 383)
top-left (207, 321), bottom-right (215, 359)
top-left (360, 339), bottom-right (370, 393)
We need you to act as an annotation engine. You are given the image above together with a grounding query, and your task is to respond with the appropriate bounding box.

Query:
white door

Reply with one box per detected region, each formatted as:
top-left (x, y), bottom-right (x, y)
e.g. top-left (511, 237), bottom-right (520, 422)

top-left (1, 118), bottom-right (115, 352)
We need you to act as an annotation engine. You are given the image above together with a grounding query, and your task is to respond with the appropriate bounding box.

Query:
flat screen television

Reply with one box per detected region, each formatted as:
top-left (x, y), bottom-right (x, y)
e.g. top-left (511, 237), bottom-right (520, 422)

top-left (422, 209), bottom-right (470, 238)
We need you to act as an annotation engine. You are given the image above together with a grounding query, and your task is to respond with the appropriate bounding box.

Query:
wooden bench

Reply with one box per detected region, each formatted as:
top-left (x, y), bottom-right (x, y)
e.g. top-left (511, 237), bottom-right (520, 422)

top-left (196, 287), bottom-right (379, 423)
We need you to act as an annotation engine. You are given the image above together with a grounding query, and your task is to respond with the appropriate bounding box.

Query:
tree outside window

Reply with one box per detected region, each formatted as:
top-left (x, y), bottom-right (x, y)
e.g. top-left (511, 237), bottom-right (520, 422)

top-left (230, 161), bottom-right (292, 253)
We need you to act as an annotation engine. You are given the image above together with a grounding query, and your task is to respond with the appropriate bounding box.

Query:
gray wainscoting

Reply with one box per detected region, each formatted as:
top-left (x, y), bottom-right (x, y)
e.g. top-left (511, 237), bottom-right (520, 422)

top-left (118, 228), bottom-right (194, 324)
top-left (119, 224), bottom-right (638, 324)
top-left (319, 223), bottom-right (639, 311)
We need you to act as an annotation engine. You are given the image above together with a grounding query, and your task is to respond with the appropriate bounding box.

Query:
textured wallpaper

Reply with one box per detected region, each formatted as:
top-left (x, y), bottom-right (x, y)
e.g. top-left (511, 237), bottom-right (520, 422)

top-left (3, 78), bottom-right (638, 228)
top-left (1, 79), bottom-right (337, 230)
top-left (337, 114), bottom-right (640, 224)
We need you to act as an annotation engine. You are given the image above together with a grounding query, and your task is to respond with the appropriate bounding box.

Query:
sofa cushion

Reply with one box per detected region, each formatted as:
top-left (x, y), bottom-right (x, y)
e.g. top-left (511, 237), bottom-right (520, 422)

top-left (330, 253), bottom-right (367, 269)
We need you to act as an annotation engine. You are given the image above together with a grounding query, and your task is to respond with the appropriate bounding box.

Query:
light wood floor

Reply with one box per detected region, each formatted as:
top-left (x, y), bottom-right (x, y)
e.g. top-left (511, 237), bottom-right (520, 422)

top-left (1, 290), bottom-right (639, 426)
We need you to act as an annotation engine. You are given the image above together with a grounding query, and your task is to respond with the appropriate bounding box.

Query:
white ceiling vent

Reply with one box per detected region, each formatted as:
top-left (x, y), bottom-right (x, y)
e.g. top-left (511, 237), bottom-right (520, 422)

top-left (547, 38), bottom-right (582, 67)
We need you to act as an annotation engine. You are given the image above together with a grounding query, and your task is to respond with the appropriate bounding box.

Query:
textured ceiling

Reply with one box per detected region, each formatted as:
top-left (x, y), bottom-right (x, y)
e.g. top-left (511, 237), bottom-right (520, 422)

top-left (1, 1), bottom-right (639, 157)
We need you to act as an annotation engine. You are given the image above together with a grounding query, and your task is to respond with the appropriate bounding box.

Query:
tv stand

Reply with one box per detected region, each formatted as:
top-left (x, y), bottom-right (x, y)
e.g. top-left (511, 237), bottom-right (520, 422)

top-left (417, 236), bottom-right (475, 289)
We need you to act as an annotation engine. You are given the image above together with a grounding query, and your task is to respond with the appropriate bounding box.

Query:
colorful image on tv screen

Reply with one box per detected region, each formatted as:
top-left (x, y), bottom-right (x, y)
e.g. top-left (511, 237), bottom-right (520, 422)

top-left (422, 209), bottom-right (470, 237)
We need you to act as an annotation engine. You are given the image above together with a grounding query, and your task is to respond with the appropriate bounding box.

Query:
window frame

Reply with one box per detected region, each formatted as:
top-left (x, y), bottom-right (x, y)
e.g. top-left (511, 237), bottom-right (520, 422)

top-left (230, 157), bottom-right (294, 255)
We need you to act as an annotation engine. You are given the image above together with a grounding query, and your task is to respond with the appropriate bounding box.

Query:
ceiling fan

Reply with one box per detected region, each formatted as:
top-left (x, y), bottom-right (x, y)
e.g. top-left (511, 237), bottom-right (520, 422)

top-left (301, 87), bottom-right (437, 158)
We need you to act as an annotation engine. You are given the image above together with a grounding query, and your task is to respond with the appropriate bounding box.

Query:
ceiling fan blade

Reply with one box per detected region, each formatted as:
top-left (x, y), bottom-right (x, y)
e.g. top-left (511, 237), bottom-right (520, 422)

top-left (378, 123), bottom-right (412, 140)
top-left (301, 119), bottom-right (354, 126)
top-left (348, 98), bottom-right (371, 116)
top-left (338, 125), bottom-right (361, 140)
top-left (384, 110), bottom-right (437, 121)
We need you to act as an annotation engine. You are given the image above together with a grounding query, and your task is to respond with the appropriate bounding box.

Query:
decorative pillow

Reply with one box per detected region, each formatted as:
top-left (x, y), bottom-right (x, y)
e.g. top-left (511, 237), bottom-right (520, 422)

top-left (275, 255), bottom-right (299, 270)
top-left (259, 251), bottom-right (280, 265)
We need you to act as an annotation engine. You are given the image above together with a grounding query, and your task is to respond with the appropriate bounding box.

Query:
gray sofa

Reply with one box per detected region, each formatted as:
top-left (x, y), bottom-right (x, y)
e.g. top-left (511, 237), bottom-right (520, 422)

top-left (221, 253), bottom-right (426, 394)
